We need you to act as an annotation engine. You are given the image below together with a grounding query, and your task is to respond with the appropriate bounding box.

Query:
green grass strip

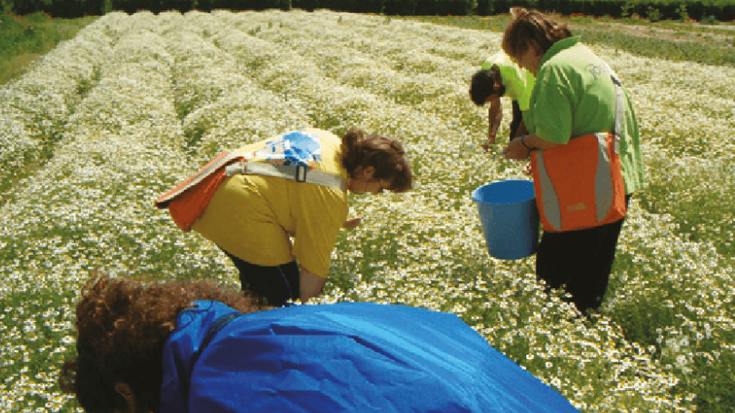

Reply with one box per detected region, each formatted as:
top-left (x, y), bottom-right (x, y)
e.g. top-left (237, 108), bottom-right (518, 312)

top-left (0, 12), bottom-right (98, 85)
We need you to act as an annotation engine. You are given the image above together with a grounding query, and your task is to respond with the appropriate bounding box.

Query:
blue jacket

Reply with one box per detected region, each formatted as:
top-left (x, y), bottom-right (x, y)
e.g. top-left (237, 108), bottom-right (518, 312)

top-left (160, 301), bottom-right (579, 413)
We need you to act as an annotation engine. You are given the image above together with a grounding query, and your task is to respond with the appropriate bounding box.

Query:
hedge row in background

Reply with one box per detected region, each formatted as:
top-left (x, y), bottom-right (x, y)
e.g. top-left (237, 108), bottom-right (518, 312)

top-left (482, 0), bottom-right (735, 20)
top-left (4, 0), bottom-right (734, 23)
top-left (4, 0), bottom-right (474, 16)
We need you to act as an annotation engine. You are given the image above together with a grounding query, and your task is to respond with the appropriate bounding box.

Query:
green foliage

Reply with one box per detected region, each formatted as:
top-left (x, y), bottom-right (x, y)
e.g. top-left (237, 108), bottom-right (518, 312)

top-left (611, 293), bottom-right (677, 351)
top-left (700, 14), bottom-right (718, 24)
top-left (10, 0), bottom-right (104, 17)
top-left (491, 0), bottom-right (734, 21)
top-left (475, 0), bottom-right (491, 14)
top-left (198, 0), bottom-right (291, 12)
top-left (415, 0), bottom-right (476, 15)
top-left (0, 12), bottom-right (96, 84)
top-left (646, 5), bottom-right (661, 21)
top-left (412, 14), bottom-right (735, 69)
top-left (384, 0), bottom-right (415, 15)
top-left (0, 11), bottom-right (53, 61)
top-left (693, 349), bottom-right (735, 413)
top-left (575, 26), bottom-right (735, 68)
top-left (640, 157), bottom-right (735, 260)
top-left (621, 1), bottom-right (635, 17)
top-left (292, 0), bottom-right (383, 12)
top-left (1, 0), bottom-right (13, 14)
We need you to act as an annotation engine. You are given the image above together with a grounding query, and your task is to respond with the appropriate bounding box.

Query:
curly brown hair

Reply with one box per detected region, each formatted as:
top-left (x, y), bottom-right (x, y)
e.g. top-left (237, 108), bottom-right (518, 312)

top-left (340, 127), bottom-right (413, 193)
top-left (59, 275), bottom-right (266, 413)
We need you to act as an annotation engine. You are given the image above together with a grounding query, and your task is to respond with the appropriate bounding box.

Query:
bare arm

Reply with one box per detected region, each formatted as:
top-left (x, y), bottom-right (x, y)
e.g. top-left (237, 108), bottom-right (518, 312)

top-left (513, 120), bottom-right (528, 140)
top-left (484, 96), bottom-right (503, 150)
top-left (502, 133), bottom-right (562, 161)
top-left (299, 266), bottom-right (326, 303)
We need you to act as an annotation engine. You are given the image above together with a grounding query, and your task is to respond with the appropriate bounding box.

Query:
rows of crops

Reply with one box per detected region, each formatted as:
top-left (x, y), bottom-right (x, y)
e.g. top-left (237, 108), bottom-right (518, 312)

top-left (0, 9), bottom-right (733, 412)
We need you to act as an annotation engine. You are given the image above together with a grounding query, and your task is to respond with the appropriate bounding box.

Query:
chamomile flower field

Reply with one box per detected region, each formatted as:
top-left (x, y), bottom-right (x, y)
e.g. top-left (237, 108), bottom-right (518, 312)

top-left (1, 9), bottom-right (733, 412)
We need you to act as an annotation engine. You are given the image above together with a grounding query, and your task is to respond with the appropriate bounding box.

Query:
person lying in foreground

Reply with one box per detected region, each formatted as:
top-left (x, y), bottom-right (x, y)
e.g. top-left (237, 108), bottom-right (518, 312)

top-left (60, 275), bottom-right (581, 413)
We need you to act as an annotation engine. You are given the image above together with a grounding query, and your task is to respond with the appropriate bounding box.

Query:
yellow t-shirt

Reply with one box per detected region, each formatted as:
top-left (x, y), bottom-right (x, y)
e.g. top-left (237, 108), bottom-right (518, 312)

top-left (191, 129), bottom-right (349, 278)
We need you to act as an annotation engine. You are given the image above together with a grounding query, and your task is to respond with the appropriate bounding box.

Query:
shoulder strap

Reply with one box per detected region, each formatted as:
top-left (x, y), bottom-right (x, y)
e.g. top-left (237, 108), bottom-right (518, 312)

top-left (225, 160), bottom-right (347, 191)
top-left (601, 61), bottom-right (625, 137)
top-left (612, 81), bottom-right (624, 141)
top-left (188, 312), bottom-right (241, 371)
top-left (600, 61), bottom-right (625, 151)
top-left (199, 312), bottom-right (241, 352)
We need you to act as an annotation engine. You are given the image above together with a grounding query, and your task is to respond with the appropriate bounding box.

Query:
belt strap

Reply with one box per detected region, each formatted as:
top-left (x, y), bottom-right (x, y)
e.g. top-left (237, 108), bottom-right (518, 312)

top-left (190, 312), bottom-right (241, 368)
top-left (603, 61), bottom-right (625, 146)
top-left (226, 161), bottom-right (347, 191)
top-left (200, 312), bottom-right (241, 352)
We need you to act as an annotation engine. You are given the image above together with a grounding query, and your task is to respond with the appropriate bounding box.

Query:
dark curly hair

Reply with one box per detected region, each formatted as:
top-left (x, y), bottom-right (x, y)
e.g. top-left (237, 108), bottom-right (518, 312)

top-left (469, 66), bottom-right (506, 106)
top-left (59, 275), bottom-right (266, 413)
top-left (340, 127), bottom-right (413, 193)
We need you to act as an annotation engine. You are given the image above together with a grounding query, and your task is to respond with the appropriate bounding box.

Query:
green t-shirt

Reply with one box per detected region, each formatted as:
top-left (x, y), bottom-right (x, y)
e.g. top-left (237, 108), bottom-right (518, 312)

top-left (524, 37), bottom-right (645, 194)
top-left (481, 52), bottom-right (536, 111)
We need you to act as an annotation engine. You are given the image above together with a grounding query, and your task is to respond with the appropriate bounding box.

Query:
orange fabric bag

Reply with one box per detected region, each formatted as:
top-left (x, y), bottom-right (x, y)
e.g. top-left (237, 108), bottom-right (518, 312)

top-left (531, 132), bottom-right (626, 232)
top-left (155, 151), bottom-right (243, 232)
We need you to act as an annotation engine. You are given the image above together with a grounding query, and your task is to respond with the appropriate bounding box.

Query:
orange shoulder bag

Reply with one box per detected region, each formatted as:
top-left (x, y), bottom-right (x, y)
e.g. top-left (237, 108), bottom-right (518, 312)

top-left (154, 151), bottom-right (243, 232)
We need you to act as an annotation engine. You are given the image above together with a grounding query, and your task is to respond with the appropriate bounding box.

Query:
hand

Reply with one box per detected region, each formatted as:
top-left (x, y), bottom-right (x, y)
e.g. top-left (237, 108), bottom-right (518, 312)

top-left (343, 216), bottom-right (362, 229)
top-left (481, 136), bottom-right (497, 153)
top-left (502, 137), bottom-right (530, 161)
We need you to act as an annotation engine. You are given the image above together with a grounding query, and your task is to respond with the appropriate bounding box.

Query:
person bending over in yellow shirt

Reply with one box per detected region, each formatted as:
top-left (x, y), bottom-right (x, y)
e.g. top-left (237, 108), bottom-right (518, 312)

top-left (167, 127), bottom-right (412, 306)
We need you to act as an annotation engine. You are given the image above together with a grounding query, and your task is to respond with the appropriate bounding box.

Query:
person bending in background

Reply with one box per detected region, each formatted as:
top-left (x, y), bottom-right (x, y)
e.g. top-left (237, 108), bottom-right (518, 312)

top-left (469, 50), bottom-right (535, 151)
top-left (158, 127), bottom-right (412, 307)
top-left (501, 9), bottom-right (645, 313)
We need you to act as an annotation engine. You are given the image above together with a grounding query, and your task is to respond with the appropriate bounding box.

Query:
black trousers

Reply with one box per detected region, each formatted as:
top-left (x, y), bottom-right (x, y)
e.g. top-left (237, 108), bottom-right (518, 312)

top-left (509, 100), bottom-right (523, 141)
top-left (222, 249), bottom-right (300, 307)
top-left (536, 196), bottom-right (631, 313)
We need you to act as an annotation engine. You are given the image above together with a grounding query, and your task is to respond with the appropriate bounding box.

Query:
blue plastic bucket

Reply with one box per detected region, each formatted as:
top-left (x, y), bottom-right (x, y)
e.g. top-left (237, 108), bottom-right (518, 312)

top-left (471, 180), bottom-right (539, 260)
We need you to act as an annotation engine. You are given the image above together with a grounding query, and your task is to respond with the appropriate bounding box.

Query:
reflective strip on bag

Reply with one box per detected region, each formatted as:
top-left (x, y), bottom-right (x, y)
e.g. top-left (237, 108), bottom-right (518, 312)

top-left (535, 153), bottom-right (562, 231)
top-left (594, 132), bottom-right (615, 223)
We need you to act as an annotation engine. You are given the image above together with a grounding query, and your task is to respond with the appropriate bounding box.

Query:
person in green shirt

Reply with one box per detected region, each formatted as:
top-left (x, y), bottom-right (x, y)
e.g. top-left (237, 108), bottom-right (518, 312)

top-left (469, 51), bottom-right (535, 151)
top-left (501, 8), bottom-right (645, 313)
